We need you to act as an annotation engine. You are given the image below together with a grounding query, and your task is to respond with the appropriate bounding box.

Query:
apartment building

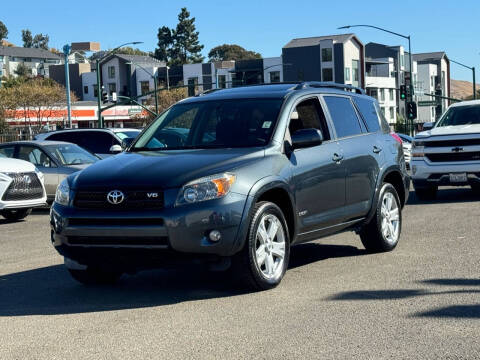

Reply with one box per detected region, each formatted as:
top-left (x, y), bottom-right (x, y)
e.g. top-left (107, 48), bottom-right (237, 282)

top-left (282, 34), bottom-right (365, 88)
top-left (413, 52), bottom-right (450, 121)
top-left (0, 46), bottom-right (61, 78)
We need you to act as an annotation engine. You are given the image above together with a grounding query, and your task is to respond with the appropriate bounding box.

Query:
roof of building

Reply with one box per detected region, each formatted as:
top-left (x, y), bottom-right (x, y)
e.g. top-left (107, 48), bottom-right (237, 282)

top-left (413, 52), bottom-right (448, 62)
top-left (102, 54), bottom-right (165, 66)
top-left (283, 33), bottom-right (361, 48)
top-left (0, 46), bottom-right (61, 59)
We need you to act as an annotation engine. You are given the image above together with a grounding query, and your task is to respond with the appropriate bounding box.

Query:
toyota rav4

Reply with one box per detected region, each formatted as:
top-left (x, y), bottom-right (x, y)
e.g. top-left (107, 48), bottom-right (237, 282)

top-left (50, 82), bottom-right (409, 290)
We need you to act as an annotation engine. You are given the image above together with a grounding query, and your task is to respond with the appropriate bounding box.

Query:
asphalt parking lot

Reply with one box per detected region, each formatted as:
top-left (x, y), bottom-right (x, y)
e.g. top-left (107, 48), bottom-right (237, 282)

top-left (1, 187), bottom-right (479, 359)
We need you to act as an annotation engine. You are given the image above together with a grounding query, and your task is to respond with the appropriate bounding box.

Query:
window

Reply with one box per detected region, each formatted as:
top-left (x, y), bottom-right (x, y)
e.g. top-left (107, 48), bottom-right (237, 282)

top-left (108, 83), bottom-right (116, 94)
top-left (218, 75), bottom-right (226, 89)
top-left (389, 89), bottom-right (394, 101)
top-left (345, 68), bottom-right (350, 81)
top-left (84, 86), bottom-right (88, 94)
top-left (430, 76), bottom-right (434, 88)
top-left (380, 89), bottom-right (385, 102)
top-left (0, 146), bottom-right (15, 158)
top-left (269, 71), bottom-right (280, 83)
top-left (47, 131), bottom-right (118, 154)
top-left (431, 107), bottom-right (435, 119)
top-left (400, 54), bottom-right (404, 68)
top-left (352, 60), bottom-right (359, 82)
top-left (353, 97), bottom-right (380, 132)
top-left (381, 107), bottom-right (385, 116)
top-left (93, 85), bottom-right (98, 98)
top-left (389, 107), bottom-right (394, 119)
top-left (45, 144), bottom-right (98, 165)
top-left (322, 68), bottom-right (333, 82)
top-left (17, 146), bottom-right (55, 168)
top-left (321, 48), bottom-right (332, 62)
top-left (324, 96), bottom-right (363, 138)
top-left (288, 98), bottom-right (330, 141)
top-left (140, 81), bottom-right (150, 95)
top-left (108, 66), bottom-right (115, 78)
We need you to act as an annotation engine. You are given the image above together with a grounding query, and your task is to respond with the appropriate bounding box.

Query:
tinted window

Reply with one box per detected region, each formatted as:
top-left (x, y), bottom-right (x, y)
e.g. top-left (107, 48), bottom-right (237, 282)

top-left (289, 98), bottom-right (330, 141)
top-left (17, 146), bottom-right (55, 167)
top-left (353, 97), bottom-right (381, 132)
top-left (80, 132), bottom-right (117, 154)
top-left (0, 146), bottom-right (15, 158)
top-left (324, 96), bottom-right (363, 138)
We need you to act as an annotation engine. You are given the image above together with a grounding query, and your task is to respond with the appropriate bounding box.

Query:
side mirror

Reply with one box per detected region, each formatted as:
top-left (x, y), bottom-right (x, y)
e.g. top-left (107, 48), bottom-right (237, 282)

top-left (291, 128), bottom-right (323, 150)
top-left (422, 122), bottom-right (434, 131)
top-left (121, 137), bottom-right (135, 150)
top-left (109, 144), bottom-right (123, 153)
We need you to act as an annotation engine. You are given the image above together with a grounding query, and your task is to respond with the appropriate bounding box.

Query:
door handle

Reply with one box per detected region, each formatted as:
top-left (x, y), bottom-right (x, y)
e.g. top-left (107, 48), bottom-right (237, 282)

top-left (373, 145), bottom-right (383, 154)
top-left (332, 153), bottom-right (344, 163)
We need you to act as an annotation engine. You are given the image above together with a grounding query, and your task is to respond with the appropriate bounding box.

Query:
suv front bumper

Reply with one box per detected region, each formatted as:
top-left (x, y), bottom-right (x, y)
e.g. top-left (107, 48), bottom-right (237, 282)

top-left (50, 191), bottom-right (249, 267)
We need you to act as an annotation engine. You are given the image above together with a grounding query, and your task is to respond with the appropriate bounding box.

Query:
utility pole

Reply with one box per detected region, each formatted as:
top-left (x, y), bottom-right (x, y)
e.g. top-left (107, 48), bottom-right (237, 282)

top-left (450, 58), bottom-right (476, 100)
top-left (62, 44), bottom-right (72, 128)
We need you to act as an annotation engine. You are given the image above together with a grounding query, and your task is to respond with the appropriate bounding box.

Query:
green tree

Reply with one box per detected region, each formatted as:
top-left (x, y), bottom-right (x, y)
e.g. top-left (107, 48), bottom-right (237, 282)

top-left (0, 21), bottom-right (8, 42)
top-left (22, 29), bottom-right (33, 47)
top-left (32, 33), bottom-right (49, 50)
top-left (114, 46), bottom-right (149, 56)
top-left (208, 44), bottom-right (261, 62)
top-left (154, 7), bottom-right (204, 65)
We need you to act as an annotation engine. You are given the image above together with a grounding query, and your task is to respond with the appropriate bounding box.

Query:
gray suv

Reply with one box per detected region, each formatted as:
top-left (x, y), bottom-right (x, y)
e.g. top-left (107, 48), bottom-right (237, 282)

top-left (50, 82), bottom-right (409, 290)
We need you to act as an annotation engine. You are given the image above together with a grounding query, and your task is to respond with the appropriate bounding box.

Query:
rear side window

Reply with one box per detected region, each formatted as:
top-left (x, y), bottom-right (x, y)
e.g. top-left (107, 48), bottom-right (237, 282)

top-left (323, 96), bottom-right (363, 138)
top-left (353, 97), bottom-right (381, 132)
top-left (0, 146), bottom-right (15, 158)
top-left (80, 132), bottom-right (117, 154)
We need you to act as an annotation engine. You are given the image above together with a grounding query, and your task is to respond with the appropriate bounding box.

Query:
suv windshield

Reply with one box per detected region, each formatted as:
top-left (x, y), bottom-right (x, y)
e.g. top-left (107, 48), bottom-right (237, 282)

top-left (436, 104), bottom-right (480, 127)
top-left (132, 99), bottom-right (283, 150)
top-left (45, 143), bottom-right (99, 165)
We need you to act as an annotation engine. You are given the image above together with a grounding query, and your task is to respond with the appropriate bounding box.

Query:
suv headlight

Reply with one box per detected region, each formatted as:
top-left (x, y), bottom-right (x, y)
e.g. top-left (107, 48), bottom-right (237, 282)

top-left (0, 172), bottom-right (12, 182)
top-left (412, 140), bottom-right (425, 158)
top-left (176, 173), bottom-right (236, 206)
top-left (55, 179), bottom-right (70, 206)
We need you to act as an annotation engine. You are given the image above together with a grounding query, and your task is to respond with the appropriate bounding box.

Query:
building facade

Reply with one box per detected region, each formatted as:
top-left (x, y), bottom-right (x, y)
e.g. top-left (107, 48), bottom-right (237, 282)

top-left (0, 46), bottom-right (61, 79)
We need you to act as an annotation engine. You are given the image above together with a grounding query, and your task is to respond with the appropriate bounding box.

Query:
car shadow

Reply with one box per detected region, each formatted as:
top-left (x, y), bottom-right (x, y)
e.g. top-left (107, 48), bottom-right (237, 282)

top-left (0, 243), bottom-right (366, 317)
top-left (407, 187), bottom-right (480, 205)
top-left (327, 277), bottom-right (480, 319)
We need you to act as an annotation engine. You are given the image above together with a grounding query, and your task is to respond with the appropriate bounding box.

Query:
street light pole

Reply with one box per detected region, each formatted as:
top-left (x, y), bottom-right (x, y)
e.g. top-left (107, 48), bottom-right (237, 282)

top-left (450, 58), bottom-right (476, 100)
top-left (62, 44), bottom-right (72, 128)
top-left (166, 66), bottom-right (170, 90)
top-left (338, 24), bottom-right (414, 134)
top-left (94, 41), bottom-right (143, 128)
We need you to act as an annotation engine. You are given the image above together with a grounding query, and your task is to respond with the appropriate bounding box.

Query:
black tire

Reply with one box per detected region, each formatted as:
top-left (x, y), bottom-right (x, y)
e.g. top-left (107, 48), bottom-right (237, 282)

top-left (1, 208), bottom-right (32, 221)
top-left (68, 267), bottom-right (122, 285)
top-left (414, 186), bottom-right (437, 200)
top-left (471, 184), bottom-right (480, 194)
top-left (360, 183), bottom-right (402, 253)
top-left (233, 201), bottom-right (290, 291)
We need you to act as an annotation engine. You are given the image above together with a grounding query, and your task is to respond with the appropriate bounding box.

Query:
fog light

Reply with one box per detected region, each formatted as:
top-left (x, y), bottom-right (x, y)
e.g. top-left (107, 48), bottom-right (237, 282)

top-left (209, 230), bottom-right (222, 242)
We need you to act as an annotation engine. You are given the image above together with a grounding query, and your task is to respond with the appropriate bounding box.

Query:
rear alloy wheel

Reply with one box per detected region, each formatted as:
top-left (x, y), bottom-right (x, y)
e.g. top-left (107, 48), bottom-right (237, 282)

top-left (1, 208), bottom-right (32, 221)
top-left (233, 201), bottom-right (290, 291)
top-left (68, 267), bottom-right (122, 285)
top-left (360, 183), bottom-right (402, 253)
top-left (414, 186), bottom-right (437, 200)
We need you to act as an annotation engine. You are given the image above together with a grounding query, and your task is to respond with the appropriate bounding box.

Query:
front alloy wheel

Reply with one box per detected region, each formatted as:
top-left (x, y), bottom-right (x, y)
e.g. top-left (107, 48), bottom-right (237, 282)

top-left (233, 201), bottom-right (290, 290)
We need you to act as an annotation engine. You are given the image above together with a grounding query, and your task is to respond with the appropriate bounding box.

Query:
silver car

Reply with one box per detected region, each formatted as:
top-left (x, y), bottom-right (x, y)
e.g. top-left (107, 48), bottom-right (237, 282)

top-left (0, 140), bottom-right (99, 202)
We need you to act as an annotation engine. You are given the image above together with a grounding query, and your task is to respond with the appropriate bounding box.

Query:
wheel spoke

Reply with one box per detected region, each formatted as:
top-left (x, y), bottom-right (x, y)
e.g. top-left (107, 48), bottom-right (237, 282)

top-left (267, 218), bottom-right (279, 240)
top-left (265, 254), bottom-right (274, 275)
top-left (271, 242), bottom-right (285, 259)
top-left (388, 221), bottom-right (395, 238)
top-left (389, 208), bottom-right (399, 221)
top-left (257, 219), bottom-right (268, 244)
top-left (386, 194), bottom-right (393, 210)
top-left (256, 245), bottom-right (266, 265)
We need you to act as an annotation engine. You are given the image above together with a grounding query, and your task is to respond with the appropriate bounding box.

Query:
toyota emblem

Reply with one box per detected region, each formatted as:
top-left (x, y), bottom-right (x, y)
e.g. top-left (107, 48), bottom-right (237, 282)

top-left (107, 190), bottom-right (125, 205)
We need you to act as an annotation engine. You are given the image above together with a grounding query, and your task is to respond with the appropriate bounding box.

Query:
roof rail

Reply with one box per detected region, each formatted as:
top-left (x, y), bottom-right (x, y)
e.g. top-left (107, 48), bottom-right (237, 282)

top-left (294, 82), bottom-right (365, 95)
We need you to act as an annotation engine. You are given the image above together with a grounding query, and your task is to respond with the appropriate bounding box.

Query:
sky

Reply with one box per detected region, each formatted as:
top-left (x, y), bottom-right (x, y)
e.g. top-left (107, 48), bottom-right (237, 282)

top-left (2, 0), bottom-right (479, 82)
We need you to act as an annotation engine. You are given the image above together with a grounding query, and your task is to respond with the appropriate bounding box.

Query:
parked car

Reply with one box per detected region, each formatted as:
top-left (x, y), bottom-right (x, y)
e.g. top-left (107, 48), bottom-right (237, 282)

top-left (0, 156), bottom-right (47, 221)
top-left (397, 133), bottom-right (412, 170)
top-left (35, 128), bottom-right (141, 158)
top-left (411, 100), bottom-right (480, 199)
top-left (50, 82), bottom-right (409, 290)
top-left (0, 141), bottom-right (99, 202)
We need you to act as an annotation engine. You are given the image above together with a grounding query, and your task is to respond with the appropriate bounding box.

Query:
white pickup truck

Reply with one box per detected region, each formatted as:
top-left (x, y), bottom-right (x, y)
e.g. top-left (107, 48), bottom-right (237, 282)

top-left (411, 100), bottom-right (480, 199)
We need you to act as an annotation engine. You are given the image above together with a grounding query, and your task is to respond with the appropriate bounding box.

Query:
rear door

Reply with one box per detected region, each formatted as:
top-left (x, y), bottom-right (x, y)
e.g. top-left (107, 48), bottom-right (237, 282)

top-left (323, 95), bottom-right (380, 221)
top-left (288, 96), bottom-right (346, 237)
top-left (16, 145), bottom-right (59, 199)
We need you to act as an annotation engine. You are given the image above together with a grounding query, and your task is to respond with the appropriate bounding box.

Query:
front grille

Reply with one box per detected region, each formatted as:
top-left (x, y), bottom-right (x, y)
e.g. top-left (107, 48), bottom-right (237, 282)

top-left (74, 190), bottom-right (164, 210)
top-left (426, 152), bottom-right (480, 162)
top-left (424, 138), bottom-right (480, 147)
top-left (2, 172), bottom-right (44, 201)
top-left (68, 218), bottom-right (164, 226)
top-left (67, 236), bottom-right (169, 247)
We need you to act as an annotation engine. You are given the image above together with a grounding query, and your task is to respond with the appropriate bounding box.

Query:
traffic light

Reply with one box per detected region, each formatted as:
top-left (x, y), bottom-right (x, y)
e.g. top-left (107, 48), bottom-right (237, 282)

top-left (400, 85), bottom-right (407, 100)
top-left (407, 101), bottom-right (417, 120)
top-left (101, 90), bottom-right (108, 104)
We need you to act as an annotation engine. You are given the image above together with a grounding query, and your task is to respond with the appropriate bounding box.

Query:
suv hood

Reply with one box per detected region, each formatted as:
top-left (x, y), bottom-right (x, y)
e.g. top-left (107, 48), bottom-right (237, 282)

top-left (0, 158), bottom-right (36, 173)
top-left (417, 123), bottom-right (480, 138)
top-left (70, 148), bottom-right (264, 190)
